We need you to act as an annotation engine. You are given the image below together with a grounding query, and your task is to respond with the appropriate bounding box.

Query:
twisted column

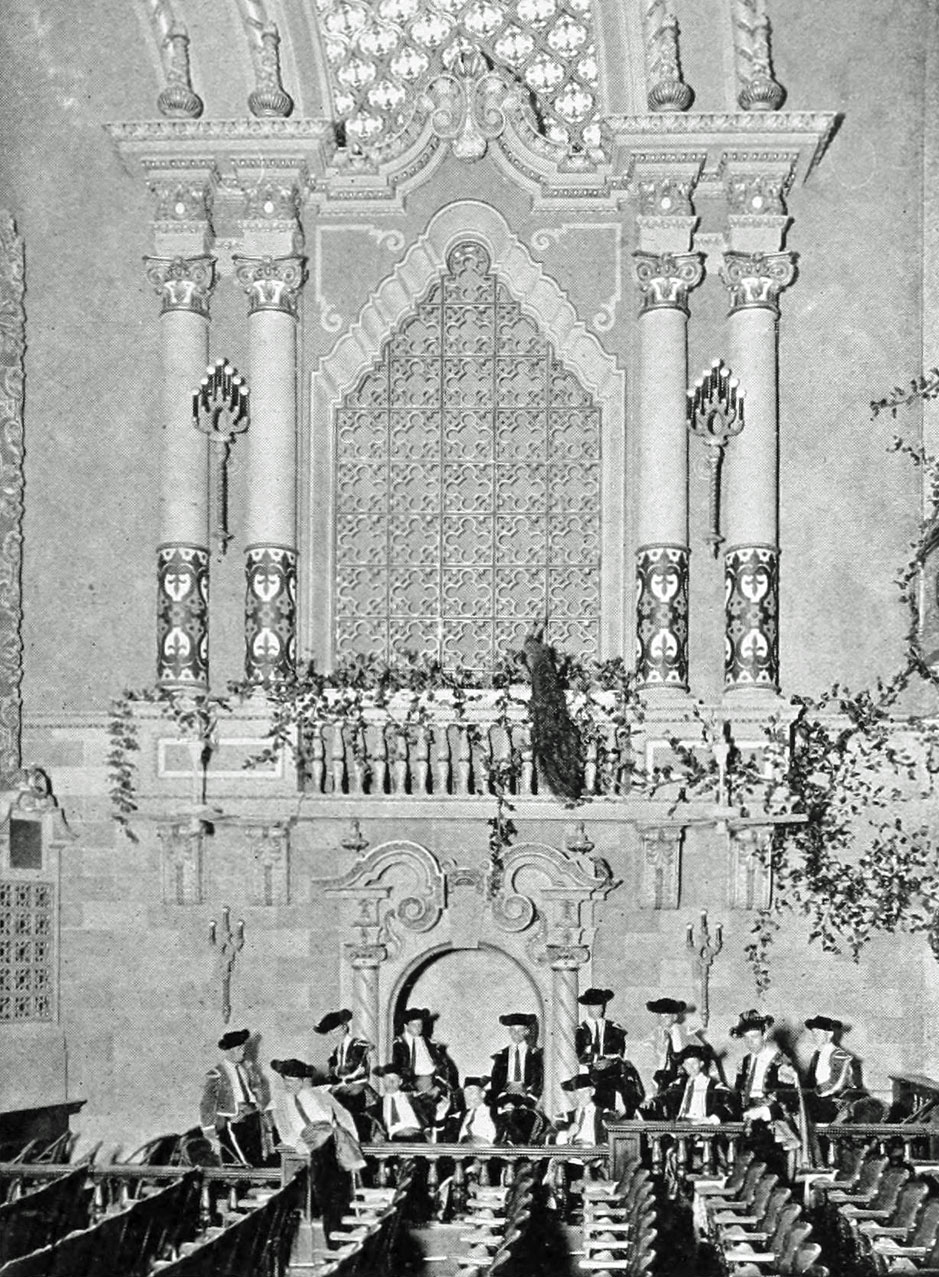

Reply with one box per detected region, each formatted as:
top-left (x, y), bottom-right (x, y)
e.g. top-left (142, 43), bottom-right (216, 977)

top-left (349, 944), bottom-right (386, 1057)
top-left (235, 255), bottom-right (305, 685)
top-left (548, 944), bottom-right (589, 1117)
top-left (633, 251), bottom-right (703, 690)
top-left (146, 255), bottom-right (216, 689)
top-left (720, 250), bottom-right (795, 693)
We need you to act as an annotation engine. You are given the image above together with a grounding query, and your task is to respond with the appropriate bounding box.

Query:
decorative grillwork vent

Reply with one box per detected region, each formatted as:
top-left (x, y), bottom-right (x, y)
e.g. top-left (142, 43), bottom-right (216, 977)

top-left (0, 881), bottom-right (53, 1022)
top-left (313, 0), bottom-right (602, 155)
top-left (335, 240), bottom-right (602, 674)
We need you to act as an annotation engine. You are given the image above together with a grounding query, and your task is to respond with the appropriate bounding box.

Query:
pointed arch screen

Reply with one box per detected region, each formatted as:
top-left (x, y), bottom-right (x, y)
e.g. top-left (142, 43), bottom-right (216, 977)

top-left (335, 241), bottom-right (601, 673)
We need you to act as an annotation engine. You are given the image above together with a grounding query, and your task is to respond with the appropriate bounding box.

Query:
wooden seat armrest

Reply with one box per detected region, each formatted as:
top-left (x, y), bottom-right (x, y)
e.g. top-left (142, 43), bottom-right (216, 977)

top-left (859, 1226), bottom-right (911, 1237)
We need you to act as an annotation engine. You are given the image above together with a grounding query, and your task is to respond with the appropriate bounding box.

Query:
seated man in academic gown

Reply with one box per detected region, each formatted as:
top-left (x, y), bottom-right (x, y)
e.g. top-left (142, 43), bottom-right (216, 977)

top-left (575, 987), bottom-right (645, 1117)
top-left (369, 1063), bottom-right (431, 1143)
top-left (490, 1013), bottom-right (544, 1106)
top-left (452, 1077), bottom-right (498, 1144)
top-left (200, 1028), bottom-right (266, 1166)
top-left (554, 1074), bottom-right (614, 1148)
top-left (658, 1045), bottom-right (733, 1123)
top-left (494, 1092), bottom-right (552, 1146)
top-left (803, 1014), bottom-right (882, 1123)
top-left (315, 1007), bottom-right (377, 1139)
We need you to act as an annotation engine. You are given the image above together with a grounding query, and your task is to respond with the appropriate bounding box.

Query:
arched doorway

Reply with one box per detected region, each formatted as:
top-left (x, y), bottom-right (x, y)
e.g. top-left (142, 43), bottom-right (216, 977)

top-left (391, 944), bottom-right (544, 1081)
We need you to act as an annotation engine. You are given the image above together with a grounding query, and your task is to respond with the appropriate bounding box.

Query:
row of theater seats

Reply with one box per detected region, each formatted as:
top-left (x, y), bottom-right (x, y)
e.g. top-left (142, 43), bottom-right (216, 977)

top-left (308, 1158), bottom-right (418, 1277)
top-left (578, 1158), bottom-right (660, 1275)
top-left (0, 1166), bottom-right (92, 1267)
top-left (811, 1142), bottom-right (939, 1276)
top-left (0, 1171), bottom-right (203, 1277)
top-left (695, 1150), bottom-right (828, 1276)
top-left (454, 1160), bottom-right (540, 1277)
top-left (0, 1165), bottom-right (303, 1277)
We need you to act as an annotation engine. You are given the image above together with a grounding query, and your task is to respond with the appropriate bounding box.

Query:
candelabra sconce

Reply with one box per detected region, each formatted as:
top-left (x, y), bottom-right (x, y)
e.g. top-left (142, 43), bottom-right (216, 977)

top-left (193, 358), bottom-right (249, 560)
top-left (686, 910), bottom-right (723, 1029)
top-left (209, 905), bottom-right (245, 1025)
top-left (687, 359), bottom-right (745, 556)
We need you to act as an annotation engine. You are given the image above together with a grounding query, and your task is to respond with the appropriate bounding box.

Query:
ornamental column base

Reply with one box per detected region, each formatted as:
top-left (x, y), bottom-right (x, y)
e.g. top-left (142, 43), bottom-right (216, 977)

top-left (245, 545), bottom-right (297, 685)
top-left (635, 544), bottom-right (689, 691)
top-left (724, 544), bottom-right (779, 692)
top-left (157, 543), bottom-right (209, 689)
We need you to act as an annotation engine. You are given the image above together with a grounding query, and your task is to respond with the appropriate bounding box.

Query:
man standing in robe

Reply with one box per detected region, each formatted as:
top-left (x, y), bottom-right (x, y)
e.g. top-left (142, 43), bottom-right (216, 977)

top-left (489, 1013), bottom-right (544, 1106)
top-left (575, 987), bottom-right (644, 1116)
top-left (200, 1028), bottom-right (264, 1166)
top-left (315, 1007), bottom-right (377, 1138)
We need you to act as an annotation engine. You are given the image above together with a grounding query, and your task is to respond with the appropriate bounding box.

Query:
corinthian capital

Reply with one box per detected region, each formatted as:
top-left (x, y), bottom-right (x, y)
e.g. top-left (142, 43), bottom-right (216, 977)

top-left (235, 255), bottom-right (306, 316)
top-left (720, 250), bottom-right (796, 312)
top-left (633, 251), bottom-right (704, 314)
top-left (145, 255), bottom-right (216, 316)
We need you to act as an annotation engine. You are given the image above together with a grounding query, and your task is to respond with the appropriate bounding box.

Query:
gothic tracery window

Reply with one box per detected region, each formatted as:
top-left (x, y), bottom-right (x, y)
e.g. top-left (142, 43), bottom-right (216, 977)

top-left (335, 240), bottom-right (602, 674)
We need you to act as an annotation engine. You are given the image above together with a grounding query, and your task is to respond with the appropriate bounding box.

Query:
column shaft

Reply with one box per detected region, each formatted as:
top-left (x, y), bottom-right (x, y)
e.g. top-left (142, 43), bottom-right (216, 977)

top-left (237, 256), bottom-right (304, 685)
top-left (633, 252), bottom-right (702, 690)
top-left (147, 257), bottom-right (215, 689)
top-left (721, 251), bottom-right (794, 692)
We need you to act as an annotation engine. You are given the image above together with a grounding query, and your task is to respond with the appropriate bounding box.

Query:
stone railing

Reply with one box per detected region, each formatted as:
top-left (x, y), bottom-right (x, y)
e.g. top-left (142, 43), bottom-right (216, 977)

top-left (300, 691), bottom-right (644, 799)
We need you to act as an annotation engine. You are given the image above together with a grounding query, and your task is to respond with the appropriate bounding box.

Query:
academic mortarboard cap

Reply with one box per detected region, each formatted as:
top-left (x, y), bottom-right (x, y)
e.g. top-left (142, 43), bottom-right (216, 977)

top-left (646, 998), bottom-right (687, 1015)
top-left (218, 1028), bottom-right (250, 1050)
top-left (578, 988), bottom-right (614, 1006)
top-left (560, 1073), bottom-right (595, 1091)
top-left (314, 1009), bottom-right (353, 1034)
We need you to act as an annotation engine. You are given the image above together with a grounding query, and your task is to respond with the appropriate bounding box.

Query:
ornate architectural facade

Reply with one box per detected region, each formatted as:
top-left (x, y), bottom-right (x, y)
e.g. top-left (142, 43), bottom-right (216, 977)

top-left (0, 0), bottom-right (936, 1150)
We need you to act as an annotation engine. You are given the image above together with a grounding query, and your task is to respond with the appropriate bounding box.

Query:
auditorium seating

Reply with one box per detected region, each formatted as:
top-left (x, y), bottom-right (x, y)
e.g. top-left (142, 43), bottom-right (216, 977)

top-left (577, 1158), bottom-right (659, 1274)
top-left (308, 1157), bottom-right (420, 1276)
top-left (454, 1161), bottom-right (540, 1277)
top-left (0, 1167), bottom-right (91, 1266)
top-left (0, 1170), bottom-right (202, 1277)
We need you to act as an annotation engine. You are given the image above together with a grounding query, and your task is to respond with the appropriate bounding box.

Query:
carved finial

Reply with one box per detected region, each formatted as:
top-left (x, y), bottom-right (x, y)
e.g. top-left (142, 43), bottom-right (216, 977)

top-left (643, 0), bottom-right (694, 112)
top-left (157, 22), bottom-right (204, 119)
top-left (732, 0), bottom-right (786, 112)
top-left (249, 22), bottom-right (294, 119)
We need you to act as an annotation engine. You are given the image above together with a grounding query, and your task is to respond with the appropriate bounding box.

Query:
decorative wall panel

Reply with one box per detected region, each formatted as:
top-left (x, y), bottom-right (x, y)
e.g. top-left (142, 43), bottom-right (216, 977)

top-left (311, 0), bottom-right (602, 154)
top-left (335, 240), bottom-right (602, 673)
top-left (0, 214), bottom-right (24, 782)
top-left (0, 882), bottom-right (53, 1022)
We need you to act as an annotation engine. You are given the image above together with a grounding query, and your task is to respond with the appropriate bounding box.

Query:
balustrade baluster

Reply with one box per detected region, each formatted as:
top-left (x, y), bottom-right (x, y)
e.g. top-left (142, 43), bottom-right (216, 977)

top-left (584, 737), bottom-right (598, 794)
top-left (199, 1182), bottom-right (212, 1228)
top-left (478, 1159), bottom-right (491, 1187)
top-left (378, 1157), bottom-right (391, 1188)
top-left (617, 725), bottom-right (635, 794)
top-left (392, 730), bottom-right (409, 793)
top-left (414, 723), bottom-right (430, 794)
top-left (374, 721), bottom-right (388, 794)
top-left (650, 1134), bottom-right (665, 1176)
top-left (519, 723), bottom-right (533, 795)
top-left (452, 1156), bottom-right (467, 1215)
top-left (426, 1157), bottom-right (439, 1195)
top-left (676, 1136), bottom-right (689, 1177)
top-left (306, 721), bottom-right (325, 793)
top-left (92, 1179), bottom-right (106, 1220)
top-left (456, 724), bottom-right (472, 795)
top-left (502, 1160), bottom-right (515, 1187)
top-left (435, 723), bottom-right (452, 794)
top-left (350, 722), bottom-right (366, 794)
top-left (702, 1136), bottom-right (715, 1175)
top-left (330, 722), bottom-right (347, 794)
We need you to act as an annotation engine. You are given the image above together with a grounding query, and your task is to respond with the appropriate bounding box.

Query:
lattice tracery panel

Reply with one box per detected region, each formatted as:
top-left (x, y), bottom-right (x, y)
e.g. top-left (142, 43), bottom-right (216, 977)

top-left (312, 0), bottom-right (602, 155)
top-left (336, 241), bottom-right (601, 673)
top-left (0, 882), bottom-right (53, 1022)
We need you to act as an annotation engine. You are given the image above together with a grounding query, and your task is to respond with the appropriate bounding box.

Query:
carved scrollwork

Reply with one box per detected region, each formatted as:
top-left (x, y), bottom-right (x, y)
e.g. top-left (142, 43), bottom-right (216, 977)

top-left (234, 254), bottom-right (307, 316)
top-left (633, 251), bottom-right (704, 314)
top-left (725, 173), bottom-right (787, 217)
top-left (720, 249), bottom-right (796, 313)
top-left (145, 255), bottom-right (216, 316)
top-left (420, 51), bottom-right (521, 162)
top-left (490, 890), bottom-right (536, 934)
top-left (0, 213), bottom-right (24, 783)
top-left (319, 839), bottom-right (447, 936)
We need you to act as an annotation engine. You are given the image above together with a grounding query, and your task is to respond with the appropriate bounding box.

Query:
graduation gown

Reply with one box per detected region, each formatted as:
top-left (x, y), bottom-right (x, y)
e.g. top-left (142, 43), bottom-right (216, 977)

top-left (490, 1044), bottom-right (544, 1102)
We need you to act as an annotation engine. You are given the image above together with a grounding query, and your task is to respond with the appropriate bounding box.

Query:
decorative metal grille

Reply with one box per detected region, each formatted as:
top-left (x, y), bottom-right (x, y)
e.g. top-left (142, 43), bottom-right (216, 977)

top-left (0, 881), bottom-right (53, 1021)
top-left (313, 0), bottom-right (602, 155)
top-left (335, 240), bottom-right (601, 674)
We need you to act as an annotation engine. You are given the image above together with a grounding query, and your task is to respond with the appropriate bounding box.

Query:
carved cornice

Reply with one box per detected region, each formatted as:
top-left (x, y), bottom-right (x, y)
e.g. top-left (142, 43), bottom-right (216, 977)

top-left (234, 254), bottom-right (306, 315)
top-left (720, 249), bottom-right (796, 312)
top-left (145, 255), bottom-right (217, 316)
top-left (0, 213), bottom-right (24, 783)
top-left (633, 250), bottom-right (704, 314)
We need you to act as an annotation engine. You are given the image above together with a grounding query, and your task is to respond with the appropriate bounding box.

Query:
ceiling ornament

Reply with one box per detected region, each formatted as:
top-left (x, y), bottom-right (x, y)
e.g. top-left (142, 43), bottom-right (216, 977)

top-left (143, 0), bottom-right (204, 119)
top-left (310, 0), bottom-right (603, 159)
